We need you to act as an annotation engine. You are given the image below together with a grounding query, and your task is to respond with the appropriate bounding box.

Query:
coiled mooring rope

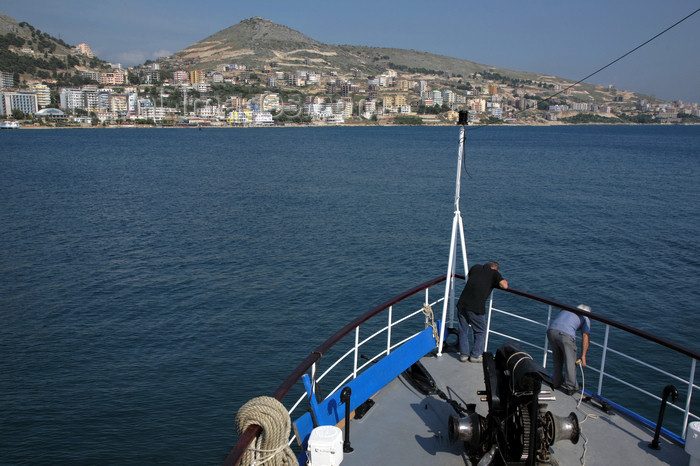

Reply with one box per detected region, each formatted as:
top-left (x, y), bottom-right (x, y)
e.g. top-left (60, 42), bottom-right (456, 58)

top-left (235, 396), bottom-right (297, 466)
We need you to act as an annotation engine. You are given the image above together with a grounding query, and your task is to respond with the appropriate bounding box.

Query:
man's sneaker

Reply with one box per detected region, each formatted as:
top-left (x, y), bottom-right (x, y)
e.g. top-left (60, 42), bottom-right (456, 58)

top-left (469, 356), bottom-right (483, 363)
top-left (559, 386), bottom-right (577, 396)
top-left (459, 354), bottom-right (469, 362)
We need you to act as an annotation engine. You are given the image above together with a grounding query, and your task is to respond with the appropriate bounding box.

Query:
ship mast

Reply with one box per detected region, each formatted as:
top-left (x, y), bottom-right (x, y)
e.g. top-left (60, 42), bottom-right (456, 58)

top-left (437, 110), bottom-right (470, 356)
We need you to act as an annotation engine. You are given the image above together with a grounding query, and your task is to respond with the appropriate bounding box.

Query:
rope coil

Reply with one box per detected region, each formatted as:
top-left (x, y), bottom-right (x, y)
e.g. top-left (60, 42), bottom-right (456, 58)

top-left (235, 396), bottom-right (297, 465)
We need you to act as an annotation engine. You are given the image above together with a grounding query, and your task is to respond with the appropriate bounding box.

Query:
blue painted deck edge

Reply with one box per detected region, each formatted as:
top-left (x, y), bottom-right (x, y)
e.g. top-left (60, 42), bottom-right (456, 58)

top-left (293, 325), bottom-right (439, 461)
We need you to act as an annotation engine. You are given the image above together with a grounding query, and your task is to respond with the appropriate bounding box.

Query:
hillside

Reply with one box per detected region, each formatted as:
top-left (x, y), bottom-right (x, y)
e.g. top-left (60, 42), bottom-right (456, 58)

top-left (171, 17), bottom-right (379, 74)
top-left (0, 13), bottom-right (109, 85)
top-left (169, 17), bottom-right (538, 81)
top-left (4, 13), bottom-right (689, 126)
top-left (0, 13), bottom-right (73, 57)
top-left (2, 13), bottom-right (663, 107)
top-left (161, 17), bottom-right (680, 114)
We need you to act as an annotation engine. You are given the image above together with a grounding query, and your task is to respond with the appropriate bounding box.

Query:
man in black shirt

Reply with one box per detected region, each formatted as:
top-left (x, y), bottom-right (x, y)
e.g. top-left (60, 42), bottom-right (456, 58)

top-left (457, 261), bottom-right (508, 362)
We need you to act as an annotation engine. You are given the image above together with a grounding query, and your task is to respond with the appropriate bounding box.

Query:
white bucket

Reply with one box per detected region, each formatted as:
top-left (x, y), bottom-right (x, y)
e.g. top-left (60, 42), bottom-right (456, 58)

top-left (307, 425), bottom-right (344, 466)
top-left (686, 421), bottom-right (700, 466)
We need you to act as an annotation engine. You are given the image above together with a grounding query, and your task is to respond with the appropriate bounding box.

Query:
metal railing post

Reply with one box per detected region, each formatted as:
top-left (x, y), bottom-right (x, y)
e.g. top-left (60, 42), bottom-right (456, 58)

top-left (353, 327), bottom-right (359, 379)
top-left (387, 305), bottom-right (393, 356)
top-left (683, 358), bottom-right (697, 438)
top-left (598, 324), bottom-right (611, 396)
top-left (543, 305), bottom-right (553, 367)
top-left (484, 293), bottom-right (494, 351)
top-left (311, 361), bottom-right (317, 400)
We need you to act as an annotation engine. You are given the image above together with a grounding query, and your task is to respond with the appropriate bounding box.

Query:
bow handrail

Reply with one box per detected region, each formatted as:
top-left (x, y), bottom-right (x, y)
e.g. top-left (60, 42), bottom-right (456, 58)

top-left (224, 275), bottom-right (699, 465)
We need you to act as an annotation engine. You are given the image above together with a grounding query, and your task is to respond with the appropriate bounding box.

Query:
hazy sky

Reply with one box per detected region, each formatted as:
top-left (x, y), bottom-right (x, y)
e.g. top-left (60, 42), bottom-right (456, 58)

top-left (2, 0), bottom-right (699, 103)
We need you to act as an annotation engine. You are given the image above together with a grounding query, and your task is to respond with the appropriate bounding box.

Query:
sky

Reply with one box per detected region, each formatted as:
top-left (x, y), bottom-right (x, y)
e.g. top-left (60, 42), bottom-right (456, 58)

top-left (2, 0), bottom-right (699, 103)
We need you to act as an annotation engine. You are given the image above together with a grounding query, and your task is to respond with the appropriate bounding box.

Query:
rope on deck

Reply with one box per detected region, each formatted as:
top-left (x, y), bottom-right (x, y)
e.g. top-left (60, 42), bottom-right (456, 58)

top-left (235, 396), bottom-right (297, 465)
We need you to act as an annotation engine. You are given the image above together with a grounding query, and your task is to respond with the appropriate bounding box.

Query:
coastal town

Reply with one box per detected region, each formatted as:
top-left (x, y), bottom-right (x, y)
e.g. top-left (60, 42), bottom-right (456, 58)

top-left (2, 35), bottom-right (699, 128)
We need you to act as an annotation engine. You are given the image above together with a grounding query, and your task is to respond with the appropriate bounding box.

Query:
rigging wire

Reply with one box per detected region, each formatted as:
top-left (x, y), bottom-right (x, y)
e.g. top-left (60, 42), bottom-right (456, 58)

top-left (463, 7), bottom-right (700, 131)
top-left (457, 9), bottom-right (700, 215)
top-left (545, 7), bottom-right (700, 105)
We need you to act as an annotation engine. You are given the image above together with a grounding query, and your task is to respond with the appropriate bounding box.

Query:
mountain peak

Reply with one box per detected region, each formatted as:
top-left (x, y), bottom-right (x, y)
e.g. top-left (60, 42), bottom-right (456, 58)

top-left (190, 17), bottom-right (322, 51)
top-left (166, 17), bottom-right (537, 82)
top-left (172, 17), bottom-right (330, 69)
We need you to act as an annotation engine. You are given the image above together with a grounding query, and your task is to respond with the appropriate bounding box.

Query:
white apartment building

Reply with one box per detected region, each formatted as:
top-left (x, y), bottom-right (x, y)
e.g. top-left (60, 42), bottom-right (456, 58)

top-left (136, 98), bottom-right (153, 119)
top-left (97, 111), bottom-right (118, 122)
top-left (83, 87), bottom-right (100, 112)
top-left (195, 105), bottom-right (226, 120)
top-left (109, 94), bottom-right (128, 114)
top-left (442, 89), bottom-right (455, 106)
top-left (330, 101), bottom-right (348, 117)
top-left (98, 90), bottom-right (113, 111)
top-left (127, 93), bottom-right (139, 116)
top-left (361, 99), bottom-right (376, 118)
top-left (469, 98), bottom-right (486, 113)
top-left (261, 93), bottom-right (280, 112)
top-left (29, 83), bottom-right (51, 108)
top-left (60, 88), bottom-right (85, 111)
top-left (138, 106), bottom-right (169, 122)
top-left (193, 82), bottom-right (210, 93)
top-left (252, 111), bottom-right (274, 125)
top-left (1, 91), bottom-right (39, 116)
top-left (326, 113), bottom-right (344, 125)
top-left (339, 97), bottom-right (353, 117)
top-left (432, 90), bottom-right (443, 106)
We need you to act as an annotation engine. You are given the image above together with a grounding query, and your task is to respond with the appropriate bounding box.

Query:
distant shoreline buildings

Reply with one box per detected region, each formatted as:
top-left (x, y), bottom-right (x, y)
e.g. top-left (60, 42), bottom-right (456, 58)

top-left (2, 40), bottom-right (699, 127)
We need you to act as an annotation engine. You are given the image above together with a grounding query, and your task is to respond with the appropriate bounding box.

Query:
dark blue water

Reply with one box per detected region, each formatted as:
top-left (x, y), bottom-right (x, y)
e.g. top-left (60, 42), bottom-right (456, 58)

top-left (1, 126), bottom-right (698, 464)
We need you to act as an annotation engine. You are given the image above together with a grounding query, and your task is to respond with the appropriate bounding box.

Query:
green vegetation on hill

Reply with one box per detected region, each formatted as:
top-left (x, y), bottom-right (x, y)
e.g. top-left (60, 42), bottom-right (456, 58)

top-left (0, 33), bottom-right (69, 75)
top-left (387, 62), bottom-right (450, 77)
top-left (559, 113), bottom-right (620, 124)
top-left (393, 115), bottom-right (423, 125)
top-left (0, 14), bottom-right (112, 87)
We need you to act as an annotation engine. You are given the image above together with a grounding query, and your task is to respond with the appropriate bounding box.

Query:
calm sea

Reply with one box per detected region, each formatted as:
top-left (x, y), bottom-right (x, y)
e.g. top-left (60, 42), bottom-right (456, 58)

top-left (1, 125), bottom-right (698, 464)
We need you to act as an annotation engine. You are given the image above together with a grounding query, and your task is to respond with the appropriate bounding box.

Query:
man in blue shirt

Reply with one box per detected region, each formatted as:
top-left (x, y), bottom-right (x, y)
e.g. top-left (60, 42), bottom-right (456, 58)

top-left (547, 304), bottom-right (591, 395)
top-left (456, 261), bottom-right (508, 363)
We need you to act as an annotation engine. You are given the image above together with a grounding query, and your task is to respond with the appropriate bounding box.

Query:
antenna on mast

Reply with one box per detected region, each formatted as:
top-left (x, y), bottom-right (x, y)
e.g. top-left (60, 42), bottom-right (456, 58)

top-left (437, 110), bottom-right (470, 356)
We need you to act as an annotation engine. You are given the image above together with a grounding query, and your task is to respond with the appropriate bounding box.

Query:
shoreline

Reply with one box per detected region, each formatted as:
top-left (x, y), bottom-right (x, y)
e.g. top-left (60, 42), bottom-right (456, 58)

top-left (10, 123), bottom-right (700, 132)
top-left (11, 121), bottom-right (700, 130)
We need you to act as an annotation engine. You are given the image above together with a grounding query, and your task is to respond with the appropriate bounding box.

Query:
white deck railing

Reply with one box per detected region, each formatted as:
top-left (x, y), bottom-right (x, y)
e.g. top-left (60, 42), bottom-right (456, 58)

top-left (486, 291), bottom-right (699, 441)
top-left (287, 284), bottom-right (446, 438)
top-left (297, 284), bottom-right (698, 443)
top-left (227, 276), bottom-right (699, 464)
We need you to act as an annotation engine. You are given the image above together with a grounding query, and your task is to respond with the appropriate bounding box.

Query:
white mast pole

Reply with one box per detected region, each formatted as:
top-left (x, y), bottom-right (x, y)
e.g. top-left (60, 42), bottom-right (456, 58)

top-left (437, 112), bottom-right (470, 356)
